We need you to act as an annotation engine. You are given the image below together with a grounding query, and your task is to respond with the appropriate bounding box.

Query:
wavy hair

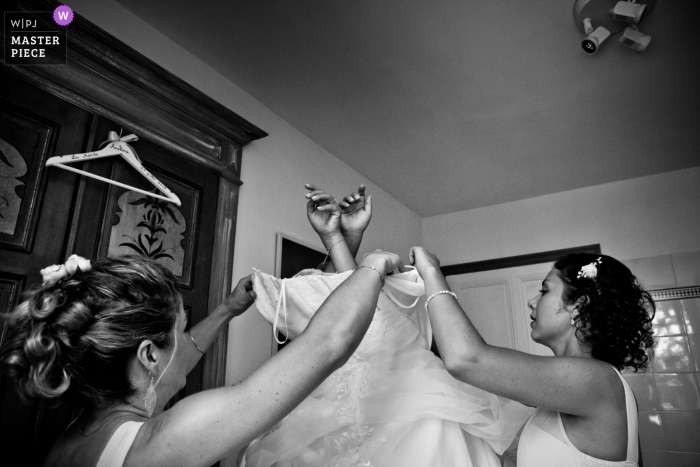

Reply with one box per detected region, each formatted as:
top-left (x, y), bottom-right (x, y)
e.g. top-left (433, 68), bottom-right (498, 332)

top-left (554, 253), bottom-right (655, 371)
top-left (0, 256), bottom-right (179, 408)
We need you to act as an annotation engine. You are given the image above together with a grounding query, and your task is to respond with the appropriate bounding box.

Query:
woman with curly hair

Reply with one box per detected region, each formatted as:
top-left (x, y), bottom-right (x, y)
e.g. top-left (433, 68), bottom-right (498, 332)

top-left (0, 248), bottom-right (402, 467)
top-left (409, 248), bottom-right (655, 467)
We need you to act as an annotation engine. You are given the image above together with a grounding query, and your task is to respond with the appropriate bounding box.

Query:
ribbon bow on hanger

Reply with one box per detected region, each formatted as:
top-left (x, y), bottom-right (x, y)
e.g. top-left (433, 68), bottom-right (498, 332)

top-left (99, 130), bottom-right (139, 148)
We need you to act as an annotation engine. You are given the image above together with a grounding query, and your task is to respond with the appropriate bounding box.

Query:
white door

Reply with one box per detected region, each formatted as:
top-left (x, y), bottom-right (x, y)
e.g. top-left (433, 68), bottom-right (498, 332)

top-left (446, 262), bottom-right (554, 356)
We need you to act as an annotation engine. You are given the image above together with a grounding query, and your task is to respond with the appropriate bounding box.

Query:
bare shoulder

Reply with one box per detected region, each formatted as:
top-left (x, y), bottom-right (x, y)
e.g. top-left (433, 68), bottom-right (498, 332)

top-left (42, 426), bottom-right (102, 467)
top-left (563, 358), bottom-right (627, 416)
top-left (558, 356), bottom-right (622, 389)
top-left (43, 416), bottom-right (142, 467)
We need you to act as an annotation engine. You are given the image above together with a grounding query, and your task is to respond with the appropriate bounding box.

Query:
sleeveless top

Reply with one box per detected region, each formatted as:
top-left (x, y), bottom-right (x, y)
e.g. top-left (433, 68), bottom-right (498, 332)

top-left (517, 369), bottom-right (638, 467)
top-left (95, 421), bottom-right (144, 467)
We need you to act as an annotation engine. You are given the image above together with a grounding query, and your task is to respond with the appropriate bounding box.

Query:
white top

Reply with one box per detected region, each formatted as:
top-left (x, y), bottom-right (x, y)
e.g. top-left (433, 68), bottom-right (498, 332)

top-left (517, 369), bottom-right (639, 467)
top-left (95, 421), bottom-right (144, 467)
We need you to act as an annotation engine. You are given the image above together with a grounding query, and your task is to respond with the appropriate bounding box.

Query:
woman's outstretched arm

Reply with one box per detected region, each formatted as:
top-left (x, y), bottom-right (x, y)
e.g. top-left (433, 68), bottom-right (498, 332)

top-left (410, 247), bottom-right (620, 419)
top-left (181, 275), bottom-right (256, 374)
top-left (125, 250), bottom-right (402, 467)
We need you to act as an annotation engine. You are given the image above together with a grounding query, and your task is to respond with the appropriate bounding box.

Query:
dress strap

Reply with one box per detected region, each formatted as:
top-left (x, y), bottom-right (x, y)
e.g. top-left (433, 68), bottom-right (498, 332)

top-left (612, 368), bottom-right (639, 464)
top-left (95, 421), bottom-right (145, 467)
top-left (383, 267), bottom-right (425, 309)
top-left (273, 279), bottom-right (289, 344)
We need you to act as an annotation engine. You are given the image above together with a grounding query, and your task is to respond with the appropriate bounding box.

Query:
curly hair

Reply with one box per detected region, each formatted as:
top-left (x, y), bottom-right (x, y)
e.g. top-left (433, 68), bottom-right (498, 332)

top-left (554, 253), bottom-right (655, 371)
top-left (0, 255), bottom-right (179, 408)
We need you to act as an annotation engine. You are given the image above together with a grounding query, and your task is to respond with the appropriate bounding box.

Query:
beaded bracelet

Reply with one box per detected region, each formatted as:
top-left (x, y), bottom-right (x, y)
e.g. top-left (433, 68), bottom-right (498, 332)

top-left (354, 264), bottom-right (386, 286)
top-left (188, 332), bottom-right (205, 354)
top-left (425, 290), bottom-right (458, 312)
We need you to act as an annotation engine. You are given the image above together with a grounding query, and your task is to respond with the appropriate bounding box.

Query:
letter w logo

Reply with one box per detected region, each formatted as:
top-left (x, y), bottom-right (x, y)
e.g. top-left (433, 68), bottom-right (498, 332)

top-left (57, 11), bottom-right (69, 20)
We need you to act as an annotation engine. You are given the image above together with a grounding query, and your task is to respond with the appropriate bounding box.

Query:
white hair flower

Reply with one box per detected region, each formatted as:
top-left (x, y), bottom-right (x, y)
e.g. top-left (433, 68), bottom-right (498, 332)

top-left (64, 254), bottom-right (91, 275)
top-left (40, 255), bottom-right (92, 287)
top-left (577, 257), bottom-right (602, 280)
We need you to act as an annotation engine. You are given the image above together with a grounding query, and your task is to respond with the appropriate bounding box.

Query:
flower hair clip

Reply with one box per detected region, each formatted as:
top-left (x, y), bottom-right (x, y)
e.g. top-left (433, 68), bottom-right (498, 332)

top-left (40, 254), bottom-right (92, 287)
top-left (577, 257), bottom-right (602, 280)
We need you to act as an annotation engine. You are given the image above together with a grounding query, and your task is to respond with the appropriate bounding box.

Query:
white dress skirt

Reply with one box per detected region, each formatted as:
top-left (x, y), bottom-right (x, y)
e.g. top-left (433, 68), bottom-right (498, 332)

top-left (244, 268), bottom-right (534, 467)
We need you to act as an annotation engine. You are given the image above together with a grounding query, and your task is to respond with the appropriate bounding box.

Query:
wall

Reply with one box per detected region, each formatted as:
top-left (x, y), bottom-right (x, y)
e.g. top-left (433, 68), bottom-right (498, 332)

top-left (623, 252), bottom-right (700, 467)
top-left (68, 0), bottom-right (422, 424)
top-left (423, 166), bottom-right (700, 264)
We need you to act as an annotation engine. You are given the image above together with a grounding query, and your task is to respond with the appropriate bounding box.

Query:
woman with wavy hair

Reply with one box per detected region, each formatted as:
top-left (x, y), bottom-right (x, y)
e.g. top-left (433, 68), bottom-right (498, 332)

top-left (0, 246), bottom-right (402, 467)
top-left (409, 248), bottom-right (655, 467)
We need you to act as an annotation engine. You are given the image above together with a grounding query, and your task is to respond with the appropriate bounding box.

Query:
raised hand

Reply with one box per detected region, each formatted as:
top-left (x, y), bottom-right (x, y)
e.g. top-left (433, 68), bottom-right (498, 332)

top-left (409, 247), bottom-right (443, 279)
top-left (217, 275), bottom-right (256, 318)
top-left (361, 249), bottom-right (405, 275)
top-left (339, 184), bottom-right (372, 237)
top-left (305, 184), bottom-right (341, 240)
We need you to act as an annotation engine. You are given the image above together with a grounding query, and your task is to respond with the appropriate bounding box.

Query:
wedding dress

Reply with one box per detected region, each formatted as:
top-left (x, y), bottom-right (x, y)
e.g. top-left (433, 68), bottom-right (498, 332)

top-left (244, 267), bottom-right (533, 467)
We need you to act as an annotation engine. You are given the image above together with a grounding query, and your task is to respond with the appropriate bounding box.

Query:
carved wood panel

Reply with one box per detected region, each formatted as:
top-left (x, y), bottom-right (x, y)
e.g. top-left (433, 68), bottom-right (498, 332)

top-left (0, 272), bottom-right (26, 348)
top-left (100, 162), bottom-right (200, 288)
top-left (0, 104), bottom-right (54, 252)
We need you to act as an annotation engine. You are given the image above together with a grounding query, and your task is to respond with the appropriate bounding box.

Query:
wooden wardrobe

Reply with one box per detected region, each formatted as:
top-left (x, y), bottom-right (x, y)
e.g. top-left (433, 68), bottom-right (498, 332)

top-left (0, 1), bottom-right (267, 465)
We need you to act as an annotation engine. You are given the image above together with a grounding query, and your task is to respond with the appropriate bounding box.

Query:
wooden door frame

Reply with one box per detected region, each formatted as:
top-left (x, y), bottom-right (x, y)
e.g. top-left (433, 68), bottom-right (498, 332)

top-left (2, 0), bottom-right (268, 390)
top-left (441, 244), bottom-right (602, 277)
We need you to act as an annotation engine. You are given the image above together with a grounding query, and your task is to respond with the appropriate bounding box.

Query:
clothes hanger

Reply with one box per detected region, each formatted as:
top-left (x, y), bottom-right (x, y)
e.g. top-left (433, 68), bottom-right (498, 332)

top-left (45, 130), bottom-right (181, 206)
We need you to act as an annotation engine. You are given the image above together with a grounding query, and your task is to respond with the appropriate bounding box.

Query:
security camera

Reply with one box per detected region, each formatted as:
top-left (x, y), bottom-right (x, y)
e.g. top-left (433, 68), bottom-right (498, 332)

top-left (619, 27), bottom-right (651, 52)
top-left (610, 1), bottom-right (647, 25)
top-left (581, 19), bottom-right (611, 54)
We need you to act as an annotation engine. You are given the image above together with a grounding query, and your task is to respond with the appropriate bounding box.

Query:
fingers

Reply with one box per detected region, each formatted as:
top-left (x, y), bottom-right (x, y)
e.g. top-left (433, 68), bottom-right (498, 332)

top-left (316, 203), bottom-right (340, 213)
top-left (307, 192), bottom-right (339, 215)
top-left (341, 184), bottom-right (366, 204)
top-left (311, 193), bottom-right (335, 204)
top-left (395, 259), bottom-right (406, 273)
top-left (341, 194), bottom-right (359, 208)
top-left (306, 191), bottom-right (336, 205)
top-left (364, 195), bottom-right (372, 214)
top-left (235, 275), bottom-right (256, 301)
top-left (306, 198), bottom-right (317, 214)
top-left (408, 246), bottom-right (441, 269)
top-left (239, 274), bottom-right (254, 291)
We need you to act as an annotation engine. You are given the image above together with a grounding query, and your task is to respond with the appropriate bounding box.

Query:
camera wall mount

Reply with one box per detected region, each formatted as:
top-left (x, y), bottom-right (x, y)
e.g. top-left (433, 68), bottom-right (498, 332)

top-left (574, 0), bottom-right (656, 53)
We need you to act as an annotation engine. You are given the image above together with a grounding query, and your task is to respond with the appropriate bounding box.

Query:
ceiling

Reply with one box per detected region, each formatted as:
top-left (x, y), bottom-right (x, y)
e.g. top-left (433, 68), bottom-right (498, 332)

top-left (115, 0), bottom-right (700, 217)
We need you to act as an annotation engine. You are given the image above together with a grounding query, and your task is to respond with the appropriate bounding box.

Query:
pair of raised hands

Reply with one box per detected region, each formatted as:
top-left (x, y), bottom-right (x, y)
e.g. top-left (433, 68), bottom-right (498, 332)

top-left (305, 183), bottom-right (372, 241)
top-left (220, 184), bottom-right (445, 318)
top-left (305, 183), bottom-right (444, 280)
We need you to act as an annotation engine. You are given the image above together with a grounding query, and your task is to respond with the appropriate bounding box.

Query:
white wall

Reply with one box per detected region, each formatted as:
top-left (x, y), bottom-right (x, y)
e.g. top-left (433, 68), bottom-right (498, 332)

top-left (423, 166), bottom-right (700, 265)
top-left (69, 0), bottom-right (422, 395)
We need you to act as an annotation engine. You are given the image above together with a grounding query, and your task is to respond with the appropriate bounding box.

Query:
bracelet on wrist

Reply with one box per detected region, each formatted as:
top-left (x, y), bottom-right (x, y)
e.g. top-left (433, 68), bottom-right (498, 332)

top-left (425, 290), bottom-right (457, 312)
top-left (188, 332), bottom-right (205, 354)
top-left (321, 237), bottom-right (346, 265)
top-left (354, 264), bottom-right (386, 286)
